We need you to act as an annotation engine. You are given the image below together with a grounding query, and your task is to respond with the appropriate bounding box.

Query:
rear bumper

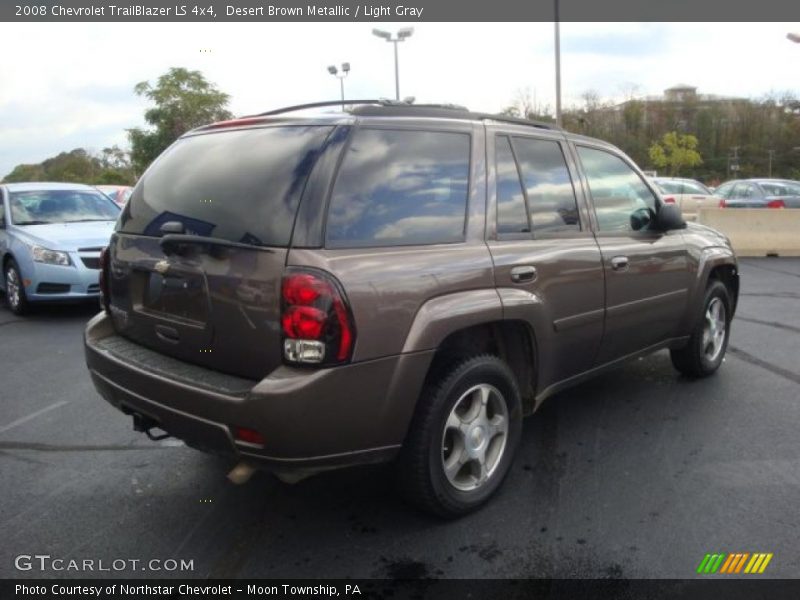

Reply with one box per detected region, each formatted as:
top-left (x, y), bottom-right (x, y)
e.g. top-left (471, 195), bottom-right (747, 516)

top-left (84, 313), bottom-right (433, 475)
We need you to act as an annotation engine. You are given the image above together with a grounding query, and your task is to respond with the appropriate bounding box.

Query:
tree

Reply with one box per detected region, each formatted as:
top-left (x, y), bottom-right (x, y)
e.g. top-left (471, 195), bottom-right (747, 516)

top-left (2, 147), bottom-right (136, 185)
top-left (648, 132), bottom-right (703, 176)
top-left (128, 67), bottom-right (232, 173)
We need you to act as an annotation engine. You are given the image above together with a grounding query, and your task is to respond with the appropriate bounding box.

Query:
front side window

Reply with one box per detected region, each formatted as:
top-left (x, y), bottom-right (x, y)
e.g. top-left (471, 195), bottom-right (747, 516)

top-left (577, 146), bottom-right (658, 232)
top-left (731, 183), bottom-right (754, 199)
top-left (715, 183), bottom-right (735, 198)
top-left (513, 137), bottom-right (581, 234)
top-left (326, 128), bottom-right (470, 248)
top-left (9, 190), bottom-right (120, 226)
top-left (656, 179), bottom-right (711, 195)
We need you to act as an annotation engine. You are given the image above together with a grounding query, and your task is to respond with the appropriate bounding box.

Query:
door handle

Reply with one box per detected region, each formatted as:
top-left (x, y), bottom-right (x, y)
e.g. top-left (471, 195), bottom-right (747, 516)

top-left (611, 256), bottom-right (629, 271)
top-left (155, 324), bottom-right (180, 344)
top-left (510, 265), bottom-right (537, 283)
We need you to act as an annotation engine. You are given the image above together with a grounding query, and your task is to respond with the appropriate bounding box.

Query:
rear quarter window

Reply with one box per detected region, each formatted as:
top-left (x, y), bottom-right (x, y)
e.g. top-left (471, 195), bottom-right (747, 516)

top-left (325, 128), bottom-right (470, 248)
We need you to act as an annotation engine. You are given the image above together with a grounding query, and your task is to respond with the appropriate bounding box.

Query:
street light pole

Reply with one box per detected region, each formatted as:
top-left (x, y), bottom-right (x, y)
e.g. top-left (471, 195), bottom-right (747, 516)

top-left (373, 28), bottom-right (414, 101)
top-left (554, 0), bottom-right (562, 127)
top-left (327, 62), bottom-right (350, 110)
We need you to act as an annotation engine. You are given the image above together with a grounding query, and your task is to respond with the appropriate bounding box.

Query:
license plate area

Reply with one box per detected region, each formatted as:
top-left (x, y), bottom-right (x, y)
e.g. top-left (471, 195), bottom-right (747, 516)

top-left (139, 269), bottom-right (209, 325)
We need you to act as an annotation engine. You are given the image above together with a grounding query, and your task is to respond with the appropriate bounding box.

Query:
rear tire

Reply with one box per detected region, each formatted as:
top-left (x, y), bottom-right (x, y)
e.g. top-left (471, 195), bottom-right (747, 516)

top-left (397, 354), bottom-right (522, 518)
top-left (670, 280), bottom-right (731, 378)
top-left (4, 259), bottom-right (29, 316)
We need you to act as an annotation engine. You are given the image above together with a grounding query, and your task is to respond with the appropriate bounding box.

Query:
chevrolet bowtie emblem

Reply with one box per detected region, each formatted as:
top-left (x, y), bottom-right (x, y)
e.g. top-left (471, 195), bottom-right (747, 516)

top-left (153, 260), bottom-right (170, 274)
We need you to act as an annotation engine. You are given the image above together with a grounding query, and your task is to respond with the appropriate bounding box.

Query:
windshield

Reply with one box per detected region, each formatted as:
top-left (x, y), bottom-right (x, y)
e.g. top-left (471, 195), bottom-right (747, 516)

top-left (655, 180), bottom-right (711, 195)
top-left (10, 190), bottom-right (120, 225)
top-left (760, 181), bottom-right (800, 196)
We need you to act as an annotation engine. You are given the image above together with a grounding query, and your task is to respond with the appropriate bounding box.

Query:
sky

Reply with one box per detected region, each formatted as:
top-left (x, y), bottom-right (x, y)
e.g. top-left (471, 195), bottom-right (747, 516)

top-left (0, 21), bottom-right (798, 178)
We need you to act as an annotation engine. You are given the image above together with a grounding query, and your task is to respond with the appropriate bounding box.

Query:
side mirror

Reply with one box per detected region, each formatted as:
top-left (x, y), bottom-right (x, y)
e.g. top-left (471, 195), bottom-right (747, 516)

top-left (654, 203), bottom-right (686, 231)
top-left (630, 207), bottom-right (654, 231)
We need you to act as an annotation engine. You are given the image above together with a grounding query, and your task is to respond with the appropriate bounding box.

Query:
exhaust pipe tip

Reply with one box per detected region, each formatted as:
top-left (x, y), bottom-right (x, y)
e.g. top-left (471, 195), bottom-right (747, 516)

top-left (227, 462), bottom-right (257, 485)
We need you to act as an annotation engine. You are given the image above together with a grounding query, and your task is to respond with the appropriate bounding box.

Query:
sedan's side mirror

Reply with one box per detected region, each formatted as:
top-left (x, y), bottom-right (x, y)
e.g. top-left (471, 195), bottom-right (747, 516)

top-left (654, 203), bottom-right (686, 231)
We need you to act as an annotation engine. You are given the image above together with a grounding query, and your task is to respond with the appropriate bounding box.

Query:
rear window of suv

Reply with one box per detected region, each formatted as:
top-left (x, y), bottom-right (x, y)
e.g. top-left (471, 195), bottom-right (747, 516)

top-left (117, 125), bottom-right (334, 247)
top-left (325, 128), bottom-right (470, 248)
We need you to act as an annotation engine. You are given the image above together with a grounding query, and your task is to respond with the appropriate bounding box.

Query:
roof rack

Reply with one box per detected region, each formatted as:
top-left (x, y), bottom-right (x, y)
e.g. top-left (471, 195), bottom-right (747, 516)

top-left (473, 112), bottom-right (560, 131)
top-left (253, 99), bottom-right (402, 117)
top-left (247, 99), bottom-right (561, 131)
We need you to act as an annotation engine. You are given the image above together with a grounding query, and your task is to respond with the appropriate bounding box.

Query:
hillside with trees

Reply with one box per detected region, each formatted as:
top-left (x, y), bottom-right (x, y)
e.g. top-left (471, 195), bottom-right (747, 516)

top-left (503, 86), bottom-right (800, 185)
top-left (2, 146), bottom-right (136, 185)
top-left (2, 67), bottom-right (232, 184)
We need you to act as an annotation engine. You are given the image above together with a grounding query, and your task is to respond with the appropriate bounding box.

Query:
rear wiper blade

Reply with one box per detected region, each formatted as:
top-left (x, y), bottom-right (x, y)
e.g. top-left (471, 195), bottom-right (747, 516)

top-left (15, 220), bottom-right (50, 225)
top-left (66, 218), bottom-right (115, 223)
top-left (159, 234), bottom-right (273, 256)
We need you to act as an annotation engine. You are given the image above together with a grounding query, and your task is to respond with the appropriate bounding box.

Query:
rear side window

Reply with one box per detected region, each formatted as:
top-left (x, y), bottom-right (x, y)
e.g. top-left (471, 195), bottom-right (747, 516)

top-left (513, 137), bottom-right (581, 234)
top-left (118, 126), bottom-right (334, 247)
top-left (326, 129), bottom-right (470, 248)
top-left (496, 136), bottom-right (529, 234)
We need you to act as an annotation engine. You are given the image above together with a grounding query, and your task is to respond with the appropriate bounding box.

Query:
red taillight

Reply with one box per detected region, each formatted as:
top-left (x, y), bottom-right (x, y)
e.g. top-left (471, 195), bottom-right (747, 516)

top-left (233, 426), bottom-right (265, 446)
top-left (718, 199), bottom-right (727, 208)
top-left (281, 270), bottom-right (355, 365)
top-left (99, 246), bottom-right (110, 314)
top-left (663, 196), bottom-right (676, 204)
top-left (282, 305), bottom-right (326, 339)
top-left (766, 199), bottom-right (786, 209)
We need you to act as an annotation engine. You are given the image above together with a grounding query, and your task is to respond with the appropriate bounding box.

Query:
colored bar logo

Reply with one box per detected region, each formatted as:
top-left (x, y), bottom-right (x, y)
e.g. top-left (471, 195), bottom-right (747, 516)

top-left (697, 552), bottom-right (773, 574)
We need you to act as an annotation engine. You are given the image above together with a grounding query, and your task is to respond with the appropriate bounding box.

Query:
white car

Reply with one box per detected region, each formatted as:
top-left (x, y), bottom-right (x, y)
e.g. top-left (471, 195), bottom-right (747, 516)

top-left (651, 177), bottom-right (717, 220)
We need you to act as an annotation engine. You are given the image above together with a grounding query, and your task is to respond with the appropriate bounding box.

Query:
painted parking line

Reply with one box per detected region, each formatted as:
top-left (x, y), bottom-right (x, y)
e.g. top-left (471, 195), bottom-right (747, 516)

top-left (0, 400), bottom-right (69, 434)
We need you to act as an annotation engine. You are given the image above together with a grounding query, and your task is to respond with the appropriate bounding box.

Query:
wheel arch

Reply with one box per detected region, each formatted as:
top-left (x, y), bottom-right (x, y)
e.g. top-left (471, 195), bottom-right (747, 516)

top-left (681, 247), bottom-right (739, 333)
top-left (420, 320), bottom-right (538, 415)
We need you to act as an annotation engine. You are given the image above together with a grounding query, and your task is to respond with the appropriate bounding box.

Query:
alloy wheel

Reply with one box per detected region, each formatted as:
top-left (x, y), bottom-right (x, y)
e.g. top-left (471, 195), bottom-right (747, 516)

top-left (702, 296), bottom-right (726, 362)
top-left (441, 383), bottom-right (509, 492)
top-left (5, 267), bottom-right (20, 310)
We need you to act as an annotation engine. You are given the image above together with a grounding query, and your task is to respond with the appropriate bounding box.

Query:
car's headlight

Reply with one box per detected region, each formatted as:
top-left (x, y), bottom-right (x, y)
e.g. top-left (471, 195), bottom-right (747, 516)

top-left (31, 245), bottom-right (72, 266)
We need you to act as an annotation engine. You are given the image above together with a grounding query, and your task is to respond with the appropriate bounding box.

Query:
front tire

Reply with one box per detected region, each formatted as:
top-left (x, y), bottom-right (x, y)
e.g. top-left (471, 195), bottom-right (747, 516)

top-left (4, 259), bottom-right (29, 316)
top-left (670, 280), bottom-right (731, 378)
top-left (397, 354), bottom-right (522, 518)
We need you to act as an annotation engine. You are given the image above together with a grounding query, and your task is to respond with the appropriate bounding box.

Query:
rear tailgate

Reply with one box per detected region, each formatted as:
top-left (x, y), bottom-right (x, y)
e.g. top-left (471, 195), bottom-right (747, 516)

top-left (109, 124), bottom-right (335, 379)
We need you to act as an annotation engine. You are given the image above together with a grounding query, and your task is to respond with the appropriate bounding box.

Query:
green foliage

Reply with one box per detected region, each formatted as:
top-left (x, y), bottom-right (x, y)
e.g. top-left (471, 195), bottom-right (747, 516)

top-left (128, 67), bottom-right (233, 173)
top-left (2, 147), bottom-right (135, 185)
top-left (648, 132), bottom-right (703, 176)
top-left (531, 89), bottom-right (800, 183)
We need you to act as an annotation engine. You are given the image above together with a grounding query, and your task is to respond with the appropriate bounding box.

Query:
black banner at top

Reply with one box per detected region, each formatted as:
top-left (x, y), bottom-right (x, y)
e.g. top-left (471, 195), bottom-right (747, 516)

top-left (3, 0), bottom-right (800, 22)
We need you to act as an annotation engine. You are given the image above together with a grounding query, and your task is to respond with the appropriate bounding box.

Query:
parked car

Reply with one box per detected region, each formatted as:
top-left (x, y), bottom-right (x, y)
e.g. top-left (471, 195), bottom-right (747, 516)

top-left (714, 179), bottom-right (800, 208)
top-left (84, 101), bottom-right (739, 517)
top-left (651, 177), bottom-right (717, 220)
top-left (0, 182), bottom-right (120, 315)
top-left (96, 185), bottom-right (133, 207)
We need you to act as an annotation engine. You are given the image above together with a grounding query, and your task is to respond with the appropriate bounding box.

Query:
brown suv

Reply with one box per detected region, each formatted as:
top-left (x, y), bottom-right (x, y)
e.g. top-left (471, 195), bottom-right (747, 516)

top-left (84, 101), bottom-right (738, 517)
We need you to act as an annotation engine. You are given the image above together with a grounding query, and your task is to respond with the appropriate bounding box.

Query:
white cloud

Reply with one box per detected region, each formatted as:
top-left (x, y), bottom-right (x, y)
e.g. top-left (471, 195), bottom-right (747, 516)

top-left (0, 21), bottom-right (798, 177)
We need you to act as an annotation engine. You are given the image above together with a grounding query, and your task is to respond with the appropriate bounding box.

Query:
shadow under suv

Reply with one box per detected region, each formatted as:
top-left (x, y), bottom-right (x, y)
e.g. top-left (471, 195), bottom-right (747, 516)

top-left (84, 100), bottom-right (739, 517)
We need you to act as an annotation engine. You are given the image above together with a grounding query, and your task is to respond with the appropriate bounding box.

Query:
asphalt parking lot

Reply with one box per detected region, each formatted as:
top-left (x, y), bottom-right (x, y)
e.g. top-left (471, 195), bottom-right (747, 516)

top-left (1, 257), bottom-right (798, 580)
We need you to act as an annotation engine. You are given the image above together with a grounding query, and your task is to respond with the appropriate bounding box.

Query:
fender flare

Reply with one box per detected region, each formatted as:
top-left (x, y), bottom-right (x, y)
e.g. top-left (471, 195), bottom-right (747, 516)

top-left (681, 246), bottom-right (739, 333)
top-left (401, 288), bottom-right (504, 354)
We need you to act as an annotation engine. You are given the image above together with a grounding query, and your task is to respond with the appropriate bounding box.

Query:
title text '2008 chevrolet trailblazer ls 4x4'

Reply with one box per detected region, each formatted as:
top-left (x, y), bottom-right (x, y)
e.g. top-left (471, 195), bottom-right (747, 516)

top-left (84, 101), bottom-right (738, 517)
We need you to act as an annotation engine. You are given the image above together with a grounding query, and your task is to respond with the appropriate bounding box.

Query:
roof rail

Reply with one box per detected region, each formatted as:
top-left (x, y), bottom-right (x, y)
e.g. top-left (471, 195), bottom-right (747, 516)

top-left (246, 100), bottom-right (561, 131)
top-left (474, 112), bottom-right (560, 131)
top-left (252, 99), bottom-right (404, 117)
